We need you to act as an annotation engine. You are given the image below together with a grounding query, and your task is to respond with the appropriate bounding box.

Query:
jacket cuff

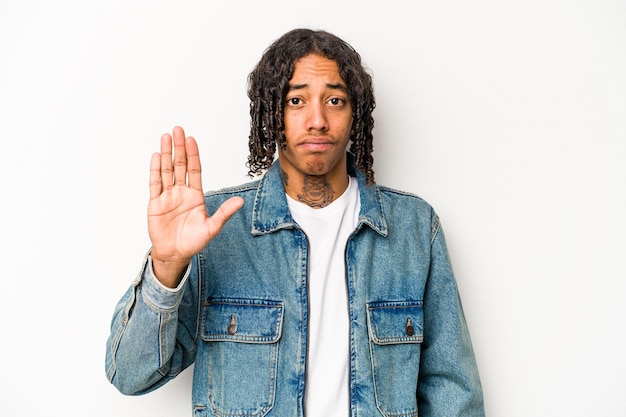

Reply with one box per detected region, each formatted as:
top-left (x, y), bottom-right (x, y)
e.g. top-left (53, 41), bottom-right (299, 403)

top-left (140, 255), bottom-right (191, 312)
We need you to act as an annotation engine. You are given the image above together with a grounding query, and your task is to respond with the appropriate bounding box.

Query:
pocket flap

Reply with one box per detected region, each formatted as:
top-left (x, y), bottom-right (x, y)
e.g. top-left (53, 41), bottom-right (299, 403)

top-left (366, 301), bottom-right (423, 345)
top-left (202, 298), bottom-right (284, 343)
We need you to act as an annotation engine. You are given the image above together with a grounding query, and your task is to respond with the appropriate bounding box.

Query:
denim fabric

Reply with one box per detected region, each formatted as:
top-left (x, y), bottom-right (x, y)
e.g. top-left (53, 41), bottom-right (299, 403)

top-left (106, 155), bottom-right (485, 417)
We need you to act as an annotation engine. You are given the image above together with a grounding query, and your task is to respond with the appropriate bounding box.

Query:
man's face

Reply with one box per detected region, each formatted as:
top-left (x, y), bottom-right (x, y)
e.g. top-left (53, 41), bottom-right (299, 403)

top-left (278, 54), bottom-right (353, 182)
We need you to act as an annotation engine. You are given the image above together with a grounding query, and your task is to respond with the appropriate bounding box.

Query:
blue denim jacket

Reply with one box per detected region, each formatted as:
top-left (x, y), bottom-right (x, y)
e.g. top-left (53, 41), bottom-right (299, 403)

top-left (106, 157), bottom-right (485, 417)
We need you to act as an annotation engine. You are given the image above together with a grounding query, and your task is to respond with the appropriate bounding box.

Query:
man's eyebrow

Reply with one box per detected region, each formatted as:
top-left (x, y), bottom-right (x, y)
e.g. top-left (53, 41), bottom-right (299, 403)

top-left (288, 83), bottom-right (348, 92)
top-left (327, 83), bottom-right (348, 92)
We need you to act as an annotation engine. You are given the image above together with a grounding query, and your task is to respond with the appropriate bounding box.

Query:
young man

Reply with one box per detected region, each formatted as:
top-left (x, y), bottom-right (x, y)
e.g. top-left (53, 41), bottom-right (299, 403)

top-left (106, 29), bottom-right (485, 417)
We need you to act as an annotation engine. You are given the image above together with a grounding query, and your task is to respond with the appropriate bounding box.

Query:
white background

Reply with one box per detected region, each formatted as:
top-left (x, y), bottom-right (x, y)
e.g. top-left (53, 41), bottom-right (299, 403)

top-left (1, 1), bottom-right (625, 415)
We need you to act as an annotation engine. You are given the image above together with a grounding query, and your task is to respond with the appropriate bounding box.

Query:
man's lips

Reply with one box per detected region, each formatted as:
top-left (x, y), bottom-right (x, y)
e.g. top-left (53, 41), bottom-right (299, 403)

top-left (299, 137), bottom-right (334, 151)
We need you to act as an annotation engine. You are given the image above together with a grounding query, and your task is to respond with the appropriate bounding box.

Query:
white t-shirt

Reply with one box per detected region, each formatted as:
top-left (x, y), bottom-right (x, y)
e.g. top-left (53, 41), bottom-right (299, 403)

top-left (286, 176), bottom-right (360, 417)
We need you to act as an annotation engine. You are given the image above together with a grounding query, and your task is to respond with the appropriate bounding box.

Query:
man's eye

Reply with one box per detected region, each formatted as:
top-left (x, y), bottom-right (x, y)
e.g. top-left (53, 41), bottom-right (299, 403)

top-left (288, 98), bottom-right (301, 105)
top-left (329, 97), bottom-right (344, 105)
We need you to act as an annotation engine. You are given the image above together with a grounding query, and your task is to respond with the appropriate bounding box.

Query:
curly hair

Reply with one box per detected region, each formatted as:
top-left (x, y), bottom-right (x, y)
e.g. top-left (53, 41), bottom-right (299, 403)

top-left (246, 28), bottom-right (376, 183)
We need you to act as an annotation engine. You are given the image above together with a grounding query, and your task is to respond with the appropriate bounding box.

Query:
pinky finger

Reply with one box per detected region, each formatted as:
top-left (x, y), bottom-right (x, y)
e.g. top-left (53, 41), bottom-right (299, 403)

top-left (149, 152), bottom-right (163, 199)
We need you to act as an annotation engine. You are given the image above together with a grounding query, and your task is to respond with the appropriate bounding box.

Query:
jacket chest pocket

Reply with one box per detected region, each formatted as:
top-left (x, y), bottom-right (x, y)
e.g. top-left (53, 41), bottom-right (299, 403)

top-left (367, 301), bottom-right (423, 417)
top-left (201, 298), bottom-right (284, 417)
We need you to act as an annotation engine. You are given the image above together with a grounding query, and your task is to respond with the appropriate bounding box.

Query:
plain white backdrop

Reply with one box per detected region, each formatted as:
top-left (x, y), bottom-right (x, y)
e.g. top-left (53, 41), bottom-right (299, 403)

top-left (1, 0), bottom-right (625, 415)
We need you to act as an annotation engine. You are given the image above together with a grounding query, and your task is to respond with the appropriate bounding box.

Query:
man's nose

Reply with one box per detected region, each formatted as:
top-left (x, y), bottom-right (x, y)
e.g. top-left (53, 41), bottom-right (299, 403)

top-left (306, 101), bottom-right (329, 131)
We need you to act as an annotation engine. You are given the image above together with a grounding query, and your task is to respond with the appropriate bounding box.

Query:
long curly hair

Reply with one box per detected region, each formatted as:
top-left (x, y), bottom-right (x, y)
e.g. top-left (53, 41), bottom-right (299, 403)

top-left (246, 28), bottom-right (376, 183)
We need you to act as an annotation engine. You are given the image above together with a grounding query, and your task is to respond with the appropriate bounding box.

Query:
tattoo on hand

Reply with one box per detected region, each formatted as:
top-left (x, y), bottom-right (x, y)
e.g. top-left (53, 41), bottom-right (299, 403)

top-left (298, 175), bottom-right (334, 208)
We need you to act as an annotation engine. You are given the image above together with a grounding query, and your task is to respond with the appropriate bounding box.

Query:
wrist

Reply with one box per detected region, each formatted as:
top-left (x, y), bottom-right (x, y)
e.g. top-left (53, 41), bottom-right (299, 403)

top-left (149, 253), bottom-right (190, 288)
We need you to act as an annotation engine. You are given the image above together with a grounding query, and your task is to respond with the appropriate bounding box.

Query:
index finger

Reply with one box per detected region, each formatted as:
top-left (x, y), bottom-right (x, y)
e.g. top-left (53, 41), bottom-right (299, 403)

top-left (185, 136), bottom-right (203, 191)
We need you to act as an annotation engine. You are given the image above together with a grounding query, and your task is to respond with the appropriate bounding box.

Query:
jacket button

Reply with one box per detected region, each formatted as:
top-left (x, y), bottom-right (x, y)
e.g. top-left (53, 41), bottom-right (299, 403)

top-left (227, 314), bottom-right (238, 335)
top-left (405, 318), bottom-right (415, 336)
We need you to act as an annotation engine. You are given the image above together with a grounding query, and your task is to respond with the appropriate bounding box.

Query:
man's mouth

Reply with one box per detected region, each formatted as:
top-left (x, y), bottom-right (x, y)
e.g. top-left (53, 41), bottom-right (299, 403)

top-left (300, 137), bottom-right (333, 151)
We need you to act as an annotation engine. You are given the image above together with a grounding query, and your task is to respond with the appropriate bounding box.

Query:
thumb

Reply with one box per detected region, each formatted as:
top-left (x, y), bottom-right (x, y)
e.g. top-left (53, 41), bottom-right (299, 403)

top-left (207, 196), bottom-right (245, 236)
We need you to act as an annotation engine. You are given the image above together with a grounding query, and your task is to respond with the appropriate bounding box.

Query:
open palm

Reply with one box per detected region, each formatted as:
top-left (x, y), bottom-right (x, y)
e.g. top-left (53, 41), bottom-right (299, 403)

top-left (147, 126), bottom-right (243, 287)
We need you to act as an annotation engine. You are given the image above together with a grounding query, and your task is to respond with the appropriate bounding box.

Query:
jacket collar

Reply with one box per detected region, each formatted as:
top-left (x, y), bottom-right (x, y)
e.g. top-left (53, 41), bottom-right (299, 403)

top-left (251, 153), bottom-right (387, 237)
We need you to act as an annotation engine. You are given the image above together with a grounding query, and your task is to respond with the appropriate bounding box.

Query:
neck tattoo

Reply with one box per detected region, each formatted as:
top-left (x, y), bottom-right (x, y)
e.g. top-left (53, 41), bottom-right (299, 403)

top-left (281, 169), bottom-right (290, 187)
top-left (281, 169), bottom-right (335, 209)
top-left (298, 175), bottom-right (334, 208)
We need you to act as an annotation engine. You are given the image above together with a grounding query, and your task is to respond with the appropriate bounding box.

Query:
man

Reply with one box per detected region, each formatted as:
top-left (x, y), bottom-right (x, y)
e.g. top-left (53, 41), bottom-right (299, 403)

top-left (106, 28), bottom-right (485, 416)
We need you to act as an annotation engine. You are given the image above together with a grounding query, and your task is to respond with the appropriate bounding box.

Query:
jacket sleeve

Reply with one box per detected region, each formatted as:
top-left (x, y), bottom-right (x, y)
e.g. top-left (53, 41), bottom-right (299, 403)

top-left (417, 213), bottom-right (485, 416)
top-left (105, 253), bottom-right (199, 395)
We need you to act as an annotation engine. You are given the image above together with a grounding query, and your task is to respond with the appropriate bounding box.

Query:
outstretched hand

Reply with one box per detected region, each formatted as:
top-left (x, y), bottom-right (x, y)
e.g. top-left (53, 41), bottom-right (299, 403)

top-left (147, 126), bottom-right (244, 288)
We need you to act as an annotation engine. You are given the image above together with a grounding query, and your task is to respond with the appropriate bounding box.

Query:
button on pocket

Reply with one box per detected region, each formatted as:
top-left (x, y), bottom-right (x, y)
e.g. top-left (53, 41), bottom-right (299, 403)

top-left (405, 318), bottom-right (415, 337)
top-left (202, 298), bottom-right (284, 417)
top-left (227, 314), bottom-right (238, 335)
top-left (367, 301), bottom-right (423, 417)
